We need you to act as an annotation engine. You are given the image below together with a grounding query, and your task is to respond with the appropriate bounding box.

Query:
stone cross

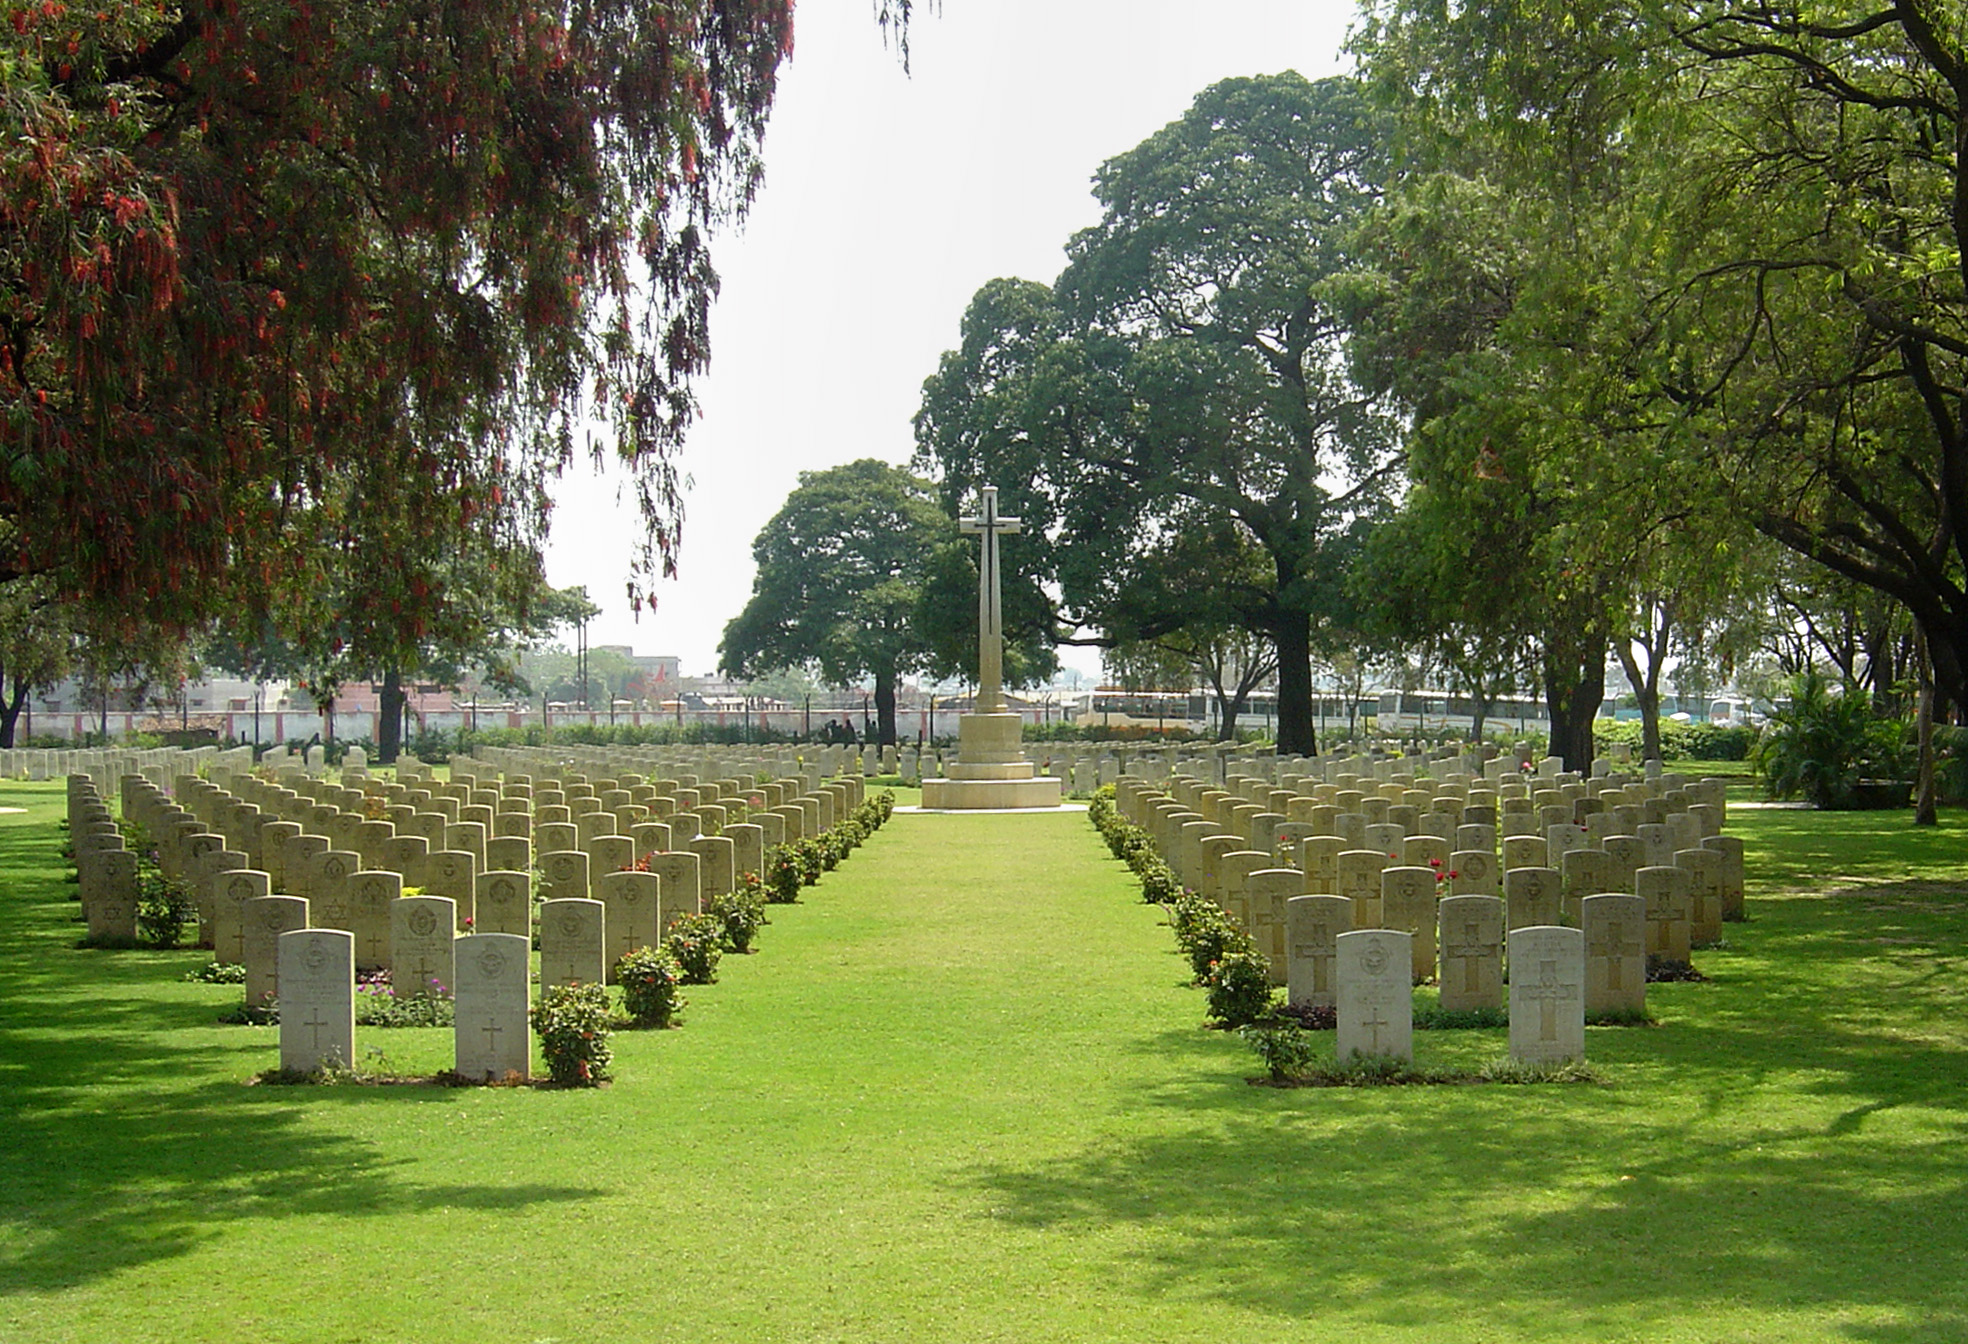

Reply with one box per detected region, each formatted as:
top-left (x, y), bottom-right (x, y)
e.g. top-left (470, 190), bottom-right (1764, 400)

top-left (959, 484), bottom-right (1021, 714)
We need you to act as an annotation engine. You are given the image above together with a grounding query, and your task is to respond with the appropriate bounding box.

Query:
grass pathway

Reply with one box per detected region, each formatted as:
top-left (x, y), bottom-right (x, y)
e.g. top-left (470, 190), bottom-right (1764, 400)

top-left (3, 785), bottom-right (1967, 1342)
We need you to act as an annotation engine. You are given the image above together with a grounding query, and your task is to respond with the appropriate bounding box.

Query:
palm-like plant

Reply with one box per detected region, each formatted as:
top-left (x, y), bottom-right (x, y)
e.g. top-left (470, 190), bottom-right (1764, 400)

top-left (1753, 670), bottom-right (1909, 809)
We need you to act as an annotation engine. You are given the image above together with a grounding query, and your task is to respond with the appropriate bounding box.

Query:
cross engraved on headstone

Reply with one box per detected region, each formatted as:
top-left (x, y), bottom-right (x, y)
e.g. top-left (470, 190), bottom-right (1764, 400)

top-left (1362, 1002), bottom-right (1390, 1052)
top-left (958, 484), bottom-right (1022, 714)
top-left (1590, 918), bottom-right (1633, 992)
top-left (1523, 957), bottom-right (1578, 1041)
top-left (1448, 918), bottom-right (1486, 995)
top-left (303, 1008), bottom-right (332, 1051)
top-left (1296, 920), bottom-right (1333, 994)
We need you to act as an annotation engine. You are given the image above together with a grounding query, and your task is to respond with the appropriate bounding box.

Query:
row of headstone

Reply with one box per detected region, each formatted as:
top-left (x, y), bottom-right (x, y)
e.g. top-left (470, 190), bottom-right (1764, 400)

top-left (94, 750), bottom-right (879, 1080)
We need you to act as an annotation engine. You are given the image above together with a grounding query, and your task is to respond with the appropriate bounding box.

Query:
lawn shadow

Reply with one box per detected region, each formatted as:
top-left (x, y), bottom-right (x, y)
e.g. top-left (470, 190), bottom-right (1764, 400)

top-left (0, 798), bottom-right (604, 1297)
top-left (953, 887), bottom-right (1968, 1341)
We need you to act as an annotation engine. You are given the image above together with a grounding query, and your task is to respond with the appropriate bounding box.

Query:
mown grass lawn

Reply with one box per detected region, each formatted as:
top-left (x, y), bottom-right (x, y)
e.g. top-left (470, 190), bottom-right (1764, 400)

top-left (2, 780), bottom-right (1964, 1343)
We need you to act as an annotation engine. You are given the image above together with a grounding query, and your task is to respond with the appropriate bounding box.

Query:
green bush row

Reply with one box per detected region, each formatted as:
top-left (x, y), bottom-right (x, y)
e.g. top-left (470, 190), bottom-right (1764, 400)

top-left (1592, 718), bottom-right (1757, 762)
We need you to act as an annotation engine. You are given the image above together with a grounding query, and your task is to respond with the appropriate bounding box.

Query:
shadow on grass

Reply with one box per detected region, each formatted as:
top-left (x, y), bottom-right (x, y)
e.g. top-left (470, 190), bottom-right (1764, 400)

top-left (0, 798), bottom-right (603, 1297)
top-left (954, 889), bottom-right (1968, 1341)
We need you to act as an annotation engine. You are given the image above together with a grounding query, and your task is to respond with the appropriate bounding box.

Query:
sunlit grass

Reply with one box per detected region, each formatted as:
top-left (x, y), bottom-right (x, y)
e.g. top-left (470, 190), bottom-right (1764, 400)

top-left (2, 780), bottom-right (1964, 1343)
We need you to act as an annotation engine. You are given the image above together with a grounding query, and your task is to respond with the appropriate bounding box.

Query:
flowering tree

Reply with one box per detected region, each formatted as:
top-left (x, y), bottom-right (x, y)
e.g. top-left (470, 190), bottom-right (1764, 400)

top-left (0, 0), bottom-right (873, 651)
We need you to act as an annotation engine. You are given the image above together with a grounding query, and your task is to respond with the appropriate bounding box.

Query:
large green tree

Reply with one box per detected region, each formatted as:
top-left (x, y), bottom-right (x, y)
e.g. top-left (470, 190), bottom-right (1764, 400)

top-left (916, 73), bottom-right (1396, 756)
top-left (1352, 0), bottom-right (1968, 756)
top-left (719, 460), bottom-right (949, 748)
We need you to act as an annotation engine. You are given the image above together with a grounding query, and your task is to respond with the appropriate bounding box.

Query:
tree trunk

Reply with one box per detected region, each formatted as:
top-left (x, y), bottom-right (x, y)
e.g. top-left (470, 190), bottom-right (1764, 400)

top-left (1915, 629), bottom-right (1937, 826)
top-left (1543, 611), bottom-right (1607, 774)
top-left (0, 672), bottom-right (24, 749)
top-left (1274, 614), bottom-right (1317, 757)
top-left (1614, 643), bottom-right (1663, 764)
top-left (377, 667), bottom-right (404, 763)
top-left (874, 665), bottom-right (898, 748)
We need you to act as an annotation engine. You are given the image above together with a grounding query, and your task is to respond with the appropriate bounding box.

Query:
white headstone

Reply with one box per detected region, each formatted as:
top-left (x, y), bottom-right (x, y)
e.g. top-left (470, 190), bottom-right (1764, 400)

top-left (1507, 926), bottom-right (1585, 1065)
top-left (278, 928), bottom-right (355, 1073)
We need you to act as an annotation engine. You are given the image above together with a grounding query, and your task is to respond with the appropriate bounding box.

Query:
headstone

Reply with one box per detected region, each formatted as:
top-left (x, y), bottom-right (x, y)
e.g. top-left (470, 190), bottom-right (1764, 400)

top-left (1334, 929), bottom-right (1414, 1062)
top-left (1676, 847), bottom-right (1725, 947)
top-left (1559, 847), bottom-right (1611, 926)
top-left (1637, 864), bottom-right (1693, 963)
top-left (310, 849), bottom-right (361, 931)
top-left (1285, 894), bottom-right (1352, 1009)
top-left (1501, 834), bottom-right (1547, 872)
top-left (86, 849), bottom-right (140, 943)
top-left (1380, 866), bottom-right (1439, 981)
top-left (212, 868), bottom-right (272, 967)
top-left (1335, 849), bottom-right (1388, 926)
top-left (1507, 926), bottom-right (1585, 1065)
top-left (1702, 834), bottom-right (1746, 922)
top-left (586, 835), bottom-right (635, 897)
top-left (241, 895), bottom-right (308, 1011)
top-left (1448, 848), bottom-right (1497, 897)
top-left (486, 836), bottom-right (531, 876)
top-left (391, 895), bottom-right (457, 998)
top-left (453, 933), bottom-right (530, 1082)
top-left (474, 870), bottom-right (533, 940)
top-left (726, 822), bottom-right (766, 885)
top-left (347, 870), bottom-right (402, 970)
top-left (1436, 894), bottom-right (1504, 1012)
top-left (540, 849), bottom-right (591, 903)
top-left (1243, 868), bottom-right (1303, 984)
top-left (277, 928), bottom-right (355, 1073)
top-left (539, 897), bottom-right (607, 993)
top-left (598, 869), bottom-right (661, 977)
top-left (1581, 893), bottom-right (1646, 1017)
top-left (689, 834), bottom-right (737, 898)
top-left (645, 851), bottom-right (703, 928)
top-left (1505, 866), bottom-right (1561, 932)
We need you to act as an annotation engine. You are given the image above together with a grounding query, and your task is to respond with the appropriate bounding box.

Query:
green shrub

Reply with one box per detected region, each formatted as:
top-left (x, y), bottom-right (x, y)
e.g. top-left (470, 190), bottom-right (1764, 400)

top-left (763, 845), bottom-right (804, 903)
top-left (663, 912), bottom-right (725, 984)
top-left (1175, 898), bottom-right (1253, 980)
top-left (1753, 669), bottom-right (1911, 808)
top-left (1136, 857), bottom-right (1182, 905)
top-left (706, 888), bottom-right (766, 954)
top-left (615, 946), bottom-right (686, 1027)
top-left (530, 981), bottom-right (613, 1087)
top-left (792, 838), bottom-right (824, 885)
top-left (183, 960), bottom-right (246, 984)
top-left (1204, 950), bottom-right (1274, 1028)
top-left (136, 871), bottom-right (197, 948)
top-left (1239, 1020), bottom-right (1318, 1081)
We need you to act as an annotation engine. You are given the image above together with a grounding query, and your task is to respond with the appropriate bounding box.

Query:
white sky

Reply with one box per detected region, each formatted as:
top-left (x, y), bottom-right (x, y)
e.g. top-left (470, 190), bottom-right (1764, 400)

top-left (544, 0), bottom-right (1358, 678)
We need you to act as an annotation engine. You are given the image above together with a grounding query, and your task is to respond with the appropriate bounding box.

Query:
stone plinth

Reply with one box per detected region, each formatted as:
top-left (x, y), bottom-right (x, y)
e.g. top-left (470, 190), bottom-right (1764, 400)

top-left (919, 713), bottom-right (1062, 811)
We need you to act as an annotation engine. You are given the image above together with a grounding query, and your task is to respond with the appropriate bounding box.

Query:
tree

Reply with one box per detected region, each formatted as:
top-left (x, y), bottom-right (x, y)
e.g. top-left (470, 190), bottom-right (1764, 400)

top-left (0, 0), bottom-right (844, 644)
top-left (1350, 0), bottom-right (1968, 766)
top-left (916, 73), bottom-right (1396, 756)
top-left (0, 575), bottom-right (74, 746)
top-left (720, 460), bottom-right (949, 747)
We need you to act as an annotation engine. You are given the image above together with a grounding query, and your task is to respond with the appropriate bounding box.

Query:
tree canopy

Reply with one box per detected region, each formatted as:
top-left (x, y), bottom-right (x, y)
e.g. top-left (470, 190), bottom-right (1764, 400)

top-left (915, 72), bottom-right (1395, 755)
top-left (1, 0), bottom-right (810, 653)
top-left (719, 459), bottom-right (951, 747)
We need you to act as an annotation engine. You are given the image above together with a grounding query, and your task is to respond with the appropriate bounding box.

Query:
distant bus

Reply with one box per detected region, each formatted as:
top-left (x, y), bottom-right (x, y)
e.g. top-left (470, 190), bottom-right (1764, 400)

top-left (1374, 689), bottom-right (1549, 733)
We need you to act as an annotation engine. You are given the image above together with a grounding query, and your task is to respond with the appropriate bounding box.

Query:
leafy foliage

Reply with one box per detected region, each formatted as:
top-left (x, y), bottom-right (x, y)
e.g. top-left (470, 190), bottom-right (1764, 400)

top-left (720, 461), bottom-right (968, 747)
top-left (530, 982), bottom-right (613, 1088)
top-left (1754, 671), bottom-right (1910, 809)
top-left (615, 946), bottom-right (686, 1029)
top-left (916, 73), bottom-right (1396, 754)
top-left (1, 0), bottom-right (798, 646)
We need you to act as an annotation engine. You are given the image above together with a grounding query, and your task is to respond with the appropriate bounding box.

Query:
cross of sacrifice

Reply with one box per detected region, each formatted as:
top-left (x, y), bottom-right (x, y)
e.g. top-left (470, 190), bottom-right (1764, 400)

top-left (958, 486), bottom-right (1021, 714)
